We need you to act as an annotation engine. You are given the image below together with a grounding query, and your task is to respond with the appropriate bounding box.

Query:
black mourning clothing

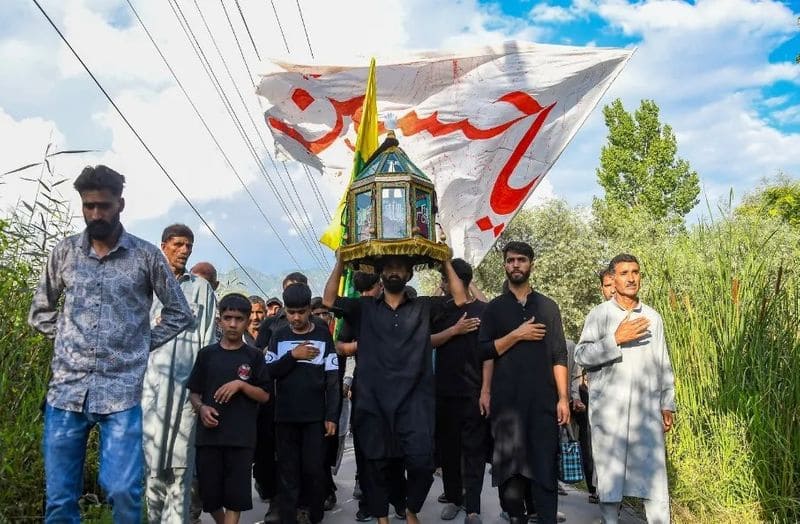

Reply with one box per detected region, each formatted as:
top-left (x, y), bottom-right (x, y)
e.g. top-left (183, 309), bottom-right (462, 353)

top-left (478, 289), bottom-right (567, 524)
top-left (334, 292), bottom-right (449, 516)
top-left (187, 343), bottom-right (270, 448)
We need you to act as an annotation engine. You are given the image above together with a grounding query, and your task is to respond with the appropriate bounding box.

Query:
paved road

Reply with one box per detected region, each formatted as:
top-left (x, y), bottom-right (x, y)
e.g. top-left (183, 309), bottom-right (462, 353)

top-left (201, 439), bottom-right (643, 524)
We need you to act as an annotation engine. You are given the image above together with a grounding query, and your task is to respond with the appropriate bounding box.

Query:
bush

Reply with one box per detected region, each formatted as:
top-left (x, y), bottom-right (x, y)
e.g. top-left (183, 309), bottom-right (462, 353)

top-left (0, 220), bottom-right (52, 518)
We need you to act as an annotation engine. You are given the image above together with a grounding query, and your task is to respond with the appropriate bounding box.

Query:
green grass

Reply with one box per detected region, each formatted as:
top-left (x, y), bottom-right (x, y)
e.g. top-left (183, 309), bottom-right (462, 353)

top-left (0, 222), bottom-right (106, 520)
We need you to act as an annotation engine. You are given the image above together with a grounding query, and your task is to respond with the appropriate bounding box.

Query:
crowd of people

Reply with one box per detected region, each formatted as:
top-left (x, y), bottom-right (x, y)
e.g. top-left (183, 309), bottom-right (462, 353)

top-left (28, 164), bottom-right (676, 524)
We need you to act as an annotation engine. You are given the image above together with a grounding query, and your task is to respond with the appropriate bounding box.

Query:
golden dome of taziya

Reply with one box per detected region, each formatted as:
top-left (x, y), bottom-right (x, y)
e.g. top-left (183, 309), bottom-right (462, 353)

top-left (340, 131), bottom-right (450, 271)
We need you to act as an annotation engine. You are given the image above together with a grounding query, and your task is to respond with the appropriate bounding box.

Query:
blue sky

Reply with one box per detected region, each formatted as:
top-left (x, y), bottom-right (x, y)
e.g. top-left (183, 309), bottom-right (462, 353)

top-left (1, 0), bottom-right (798, 282)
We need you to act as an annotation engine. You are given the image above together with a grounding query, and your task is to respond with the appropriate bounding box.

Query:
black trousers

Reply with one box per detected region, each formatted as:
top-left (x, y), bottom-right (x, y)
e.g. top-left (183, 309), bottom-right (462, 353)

top-left (351, 393), bottom-right (373, 513)
top-left (435, 395), bottom-right (487, 514)
top-left (365, 455), bottom-right (430, 517)
top-left (500, 475), bottom-right (557, 524)
top-left (275, 421), bottom-right (325, 524)
top-left (253, 401), bottom-right (278, 499)
top-left (323, 435), bottom-right (338, 497)
top-left (573, 385), bottom-right (596, 494)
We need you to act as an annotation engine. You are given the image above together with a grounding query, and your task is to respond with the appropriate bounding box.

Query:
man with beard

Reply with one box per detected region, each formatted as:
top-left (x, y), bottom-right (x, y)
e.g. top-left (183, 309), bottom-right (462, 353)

top-left (477, 241), bottom-right (570, 524)
top-left (323, 253), bottom-right (467, 524)
top-left (335, 272), bottom-right (399, 522)
top-left (29, 165), bottom-right (194, 522)
top-left (143, 224), bottom-right (218, 523)
top-left (575, 254), bottom-right (675, 524)
top-left (247, 296), bottom-right (267, 346)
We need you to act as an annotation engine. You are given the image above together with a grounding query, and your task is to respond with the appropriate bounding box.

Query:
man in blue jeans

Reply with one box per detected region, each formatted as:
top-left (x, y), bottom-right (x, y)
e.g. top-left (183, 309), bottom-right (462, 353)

top-left (28, 165), bottom-right (194, 523)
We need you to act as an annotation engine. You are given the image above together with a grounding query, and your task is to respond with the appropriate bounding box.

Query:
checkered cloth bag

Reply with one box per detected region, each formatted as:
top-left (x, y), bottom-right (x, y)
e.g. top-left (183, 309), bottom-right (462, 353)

top-left (558, 425), bottom-right (584, 484)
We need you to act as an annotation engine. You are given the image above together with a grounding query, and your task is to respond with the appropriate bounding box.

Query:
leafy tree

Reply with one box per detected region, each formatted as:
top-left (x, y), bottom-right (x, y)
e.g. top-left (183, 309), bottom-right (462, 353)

top-left (471, 200), bottom-right (607, 340)
top-left (736, 173), bottom-right (800, 227)
top-left (596, 99), bottom-right (700, 221)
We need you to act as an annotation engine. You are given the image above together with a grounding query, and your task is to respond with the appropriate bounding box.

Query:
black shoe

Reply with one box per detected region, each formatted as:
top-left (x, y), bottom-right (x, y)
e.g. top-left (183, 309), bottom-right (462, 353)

top-left (437, 493), bottom-right (449, 504)
top-left (355, 509), bottom-right (373, 522)
top-left (324, 493), bottom-right (337, 511)
top-left (395, 507), bottom-right (407, 520)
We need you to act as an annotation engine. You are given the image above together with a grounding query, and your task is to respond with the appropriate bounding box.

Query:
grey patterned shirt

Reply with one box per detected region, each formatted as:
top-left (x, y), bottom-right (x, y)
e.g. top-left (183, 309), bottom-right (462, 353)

top-left (28, 228), bottom-right (195, 414)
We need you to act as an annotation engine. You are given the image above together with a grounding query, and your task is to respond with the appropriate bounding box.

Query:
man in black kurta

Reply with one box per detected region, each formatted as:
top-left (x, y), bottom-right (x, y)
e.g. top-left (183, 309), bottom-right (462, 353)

top-left (323, 253), bottom-right (466, 524)
top-left (478, 241), bottom-right (569, 524)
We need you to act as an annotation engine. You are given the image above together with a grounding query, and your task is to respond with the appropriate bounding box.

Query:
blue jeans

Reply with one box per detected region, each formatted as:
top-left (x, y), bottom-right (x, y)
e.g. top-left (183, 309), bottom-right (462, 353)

top-left (43, 403), bottom-right (144, 523)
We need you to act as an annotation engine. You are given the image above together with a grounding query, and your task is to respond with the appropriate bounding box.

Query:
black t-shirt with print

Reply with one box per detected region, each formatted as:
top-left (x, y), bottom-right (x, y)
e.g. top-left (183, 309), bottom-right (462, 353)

top-left (266, 323), bottom-right (340, 424)
top-left (188, 342), bottom-right (270, 448)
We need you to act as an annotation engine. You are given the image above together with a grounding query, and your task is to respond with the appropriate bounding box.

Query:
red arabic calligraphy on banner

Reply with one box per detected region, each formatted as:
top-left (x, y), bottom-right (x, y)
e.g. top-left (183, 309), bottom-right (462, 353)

top-left (266, 88), bottom-right (555, 238)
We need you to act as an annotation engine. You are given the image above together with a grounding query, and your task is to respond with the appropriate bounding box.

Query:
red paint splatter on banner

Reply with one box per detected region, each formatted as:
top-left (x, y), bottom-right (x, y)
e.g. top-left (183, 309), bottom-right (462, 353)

top-left (291, 88), bottom-right (314, 111)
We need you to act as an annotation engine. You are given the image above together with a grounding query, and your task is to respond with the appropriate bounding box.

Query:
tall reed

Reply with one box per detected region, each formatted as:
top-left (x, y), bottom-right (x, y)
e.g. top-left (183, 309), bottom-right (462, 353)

top-left (635, 214), bottom-right (800, 522)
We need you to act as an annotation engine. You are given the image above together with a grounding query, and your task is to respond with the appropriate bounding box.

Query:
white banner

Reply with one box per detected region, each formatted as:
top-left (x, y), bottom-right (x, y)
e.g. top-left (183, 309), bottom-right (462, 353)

top-left (256, 41), bottom-right (632, 266)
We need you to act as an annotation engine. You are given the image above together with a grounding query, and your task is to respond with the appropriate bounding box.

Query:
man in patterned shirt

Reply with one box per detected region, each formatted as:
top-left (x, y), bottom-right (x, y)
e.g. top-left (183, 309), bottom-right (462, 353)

top-left (28, 165), bottom-right (195, 523)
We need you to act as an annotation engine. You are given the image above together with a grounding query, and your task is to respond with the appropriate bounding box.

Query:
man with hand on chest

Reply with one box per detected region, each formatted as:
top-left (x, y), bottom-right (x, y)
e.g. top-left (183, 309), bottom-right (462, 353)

top-left (478, 241), bottom-right (569, 524)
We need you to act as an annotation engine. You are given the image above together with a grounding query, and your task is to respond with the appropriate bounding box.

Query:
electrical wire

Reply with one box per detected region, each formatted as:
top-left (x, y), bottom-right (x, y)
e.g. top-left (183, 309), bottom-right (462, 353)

top-left (303, 163), bottom-right (333, 221)
top-left (169, 0), bottom-right (328, 268)
top-left (190, 0), bottom-right (329, 265)
top-left (295, 0), bottom-right (314, 59)
top-left (124, 0), bottom-right (305, 270)
top-left (217, 0), bottom-right (330, 243)
top-left (234, 0), bottom-right (261, 61)
top-left (231, 1), bottom-right (332, 236)
top-left (269, 0), bottom-right (290, 54)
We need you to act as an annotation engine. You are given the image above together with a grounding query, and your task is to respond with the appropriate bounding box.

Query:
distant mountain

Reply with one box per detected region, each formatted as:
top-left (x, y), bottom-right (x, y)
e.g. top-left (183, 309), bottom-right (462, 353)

top-left (217, 266), bottom-right (330, 299)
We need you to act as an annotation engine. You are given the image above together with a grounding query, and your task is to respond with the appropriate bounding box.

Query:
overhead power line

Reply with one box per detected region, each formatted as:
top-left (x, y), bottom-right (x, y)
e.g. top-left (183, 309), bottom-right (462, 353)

top-left (295, 0), bottom-right (314, 59)
top-left (167, 0), bottom-right (328, 268)
top-left (31, 0), bottom-right (269, 297)
top-left (235, 0), bottom-right (261, 61)
top-left (231, 2), bottom-right (332, 230)
top-left (269, 0), bottom-right (291, 54)
top-left (188, 0), bottom-right (329, 266)
top-left (217, 1), bottom-right (330, 237)
top-left (124, 0), bottom-right (305, 270)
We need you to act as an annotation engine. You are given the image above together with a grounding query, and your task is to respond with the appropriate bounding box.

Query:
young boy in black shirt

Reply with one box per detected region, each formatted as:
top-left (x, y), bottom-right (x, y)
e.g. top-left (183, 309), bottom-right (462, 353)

top-left (266, 283), bottom-right (340, 524)
top-left (188, 293), bottom-right (270, 524)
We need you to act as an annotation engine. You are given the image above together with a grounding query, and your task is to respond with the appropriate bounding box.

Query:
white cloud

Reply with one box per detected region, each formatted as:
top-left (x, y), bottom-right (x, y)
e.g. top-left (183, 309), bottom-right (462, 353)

top-left (540, 0), bottom-right (800, 211)
top-left (3, 0), bottom-right (800, 272)
top-left (56, 0), bottom-right (169, 89)
top-left (0, 108), bottom-right (76, 217)
top-left (530, 3), bottom-right (583, 23)
top-left (771, 105), bottom-right (800, 125)
top-left (762, 95), bottom-right (790, 108)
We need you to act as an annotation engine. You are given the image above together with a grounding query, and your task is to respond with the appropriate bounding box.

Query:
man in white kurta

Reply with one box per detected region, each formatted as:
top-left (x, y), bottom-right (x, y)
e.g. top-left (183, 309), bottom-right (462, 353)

top-left (143, 225), bottom-right (218, 523)
top-left (575, 254), bottom-right (675, 524)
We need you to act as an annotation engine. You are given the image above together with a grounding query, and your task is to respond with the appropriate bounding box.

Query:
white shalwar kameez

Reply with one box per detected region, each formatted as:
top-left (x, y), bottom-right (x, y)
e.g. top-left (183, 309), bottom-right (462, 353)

top-left (142, 273), bottom-right (217, 523)
top-left (574, 298), bottom-right (675, 524)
